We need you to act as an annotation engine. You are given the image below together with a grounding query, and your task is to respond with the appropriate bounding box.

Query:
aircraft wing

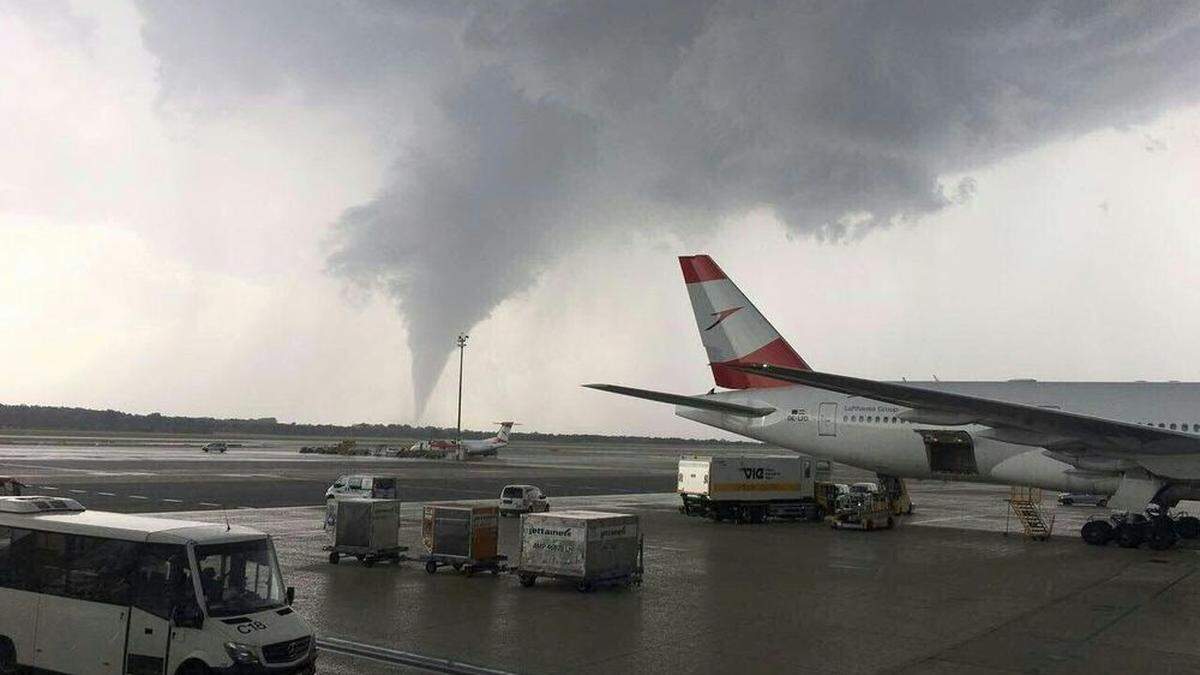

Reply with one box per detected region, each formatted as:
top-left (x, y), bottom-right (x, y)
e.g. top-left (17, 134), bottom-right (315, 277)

top-left (583, 384), bottom-right (776, 418)
top-left (728, 364), bottom-right (1200, 456)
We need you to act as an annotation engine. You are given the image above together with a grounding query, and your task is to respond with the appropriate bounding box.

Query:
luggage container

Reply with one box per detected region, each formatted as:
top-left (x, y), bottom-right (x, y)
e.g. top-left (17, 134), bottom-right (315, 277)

top-left (420, 503), bottom-right (505, 576)
top-left (323, 498), bottom-right (407, 566)
top-left (516, 510), bottom-right (643, 592)
top-left (678, 455), bottom-right (826, 522)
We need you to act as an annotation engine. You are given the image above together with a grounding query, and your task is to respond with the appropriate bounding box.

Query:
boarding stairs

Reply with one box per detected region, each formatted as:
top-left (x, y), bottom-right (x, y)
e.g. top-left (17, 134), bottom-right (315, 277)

top-left (1005, 487), bottom-right (1055, 541)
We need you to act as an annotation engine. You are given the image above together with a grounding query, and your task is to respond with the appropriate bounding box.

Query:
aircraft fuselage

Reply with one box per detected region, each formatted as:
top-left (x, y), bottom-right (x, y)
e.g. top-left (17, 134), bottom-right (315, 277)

top-left (679, 380), bottom-right (1200, 494)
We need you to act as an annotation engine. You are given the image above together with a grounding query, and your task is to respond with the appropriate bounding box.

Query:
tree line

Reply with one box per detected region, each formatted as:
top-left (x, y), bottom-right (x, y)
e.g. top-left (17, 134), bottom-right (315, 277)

top-left (0, 403), bottom-right (756, 445)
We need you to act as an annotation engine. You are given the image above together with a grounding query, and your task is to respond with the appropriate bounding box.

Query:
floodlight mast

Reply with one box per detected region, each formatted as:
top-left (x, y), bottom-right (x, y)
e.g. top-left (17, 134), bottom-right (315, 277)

top-left (456, 333), bottom-right (468, 459)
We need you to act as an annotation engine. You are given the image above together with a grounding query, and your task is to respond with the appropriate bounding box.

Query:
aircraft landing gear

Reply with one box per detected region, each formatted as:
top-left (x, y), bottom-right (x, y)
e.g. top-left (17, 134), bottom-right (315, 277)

top-left (1080, 520), bottom-right (1112, 545)
top-left (1080, 508), bottom-right (1200, 549)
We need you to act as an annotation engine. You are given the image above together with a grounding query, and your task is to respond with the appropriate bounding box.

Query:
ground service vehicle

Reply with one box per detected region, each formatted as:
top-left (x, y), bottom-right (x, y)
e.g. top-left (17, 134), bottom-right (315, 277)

top-left (325, 475), bottom-right (398, 501)
top-left (201, 442), bottom-right (227, 453)
top-left (678, 455), bottom-right (826, 522)
top-left (0, 495), bottom-right (315, 674)
top-left (830, 493), bottom-right (896, 531)
top-left (1058, 492), bottom-right (1109, 507)
top-left (516, 511), bottom-right (642, 592)
top-left (324, 498), bottom-right (405, 567)
top-left (499, 485), bottom-right (550, 516)
top-left (420, 504), bottom-right (504, 575)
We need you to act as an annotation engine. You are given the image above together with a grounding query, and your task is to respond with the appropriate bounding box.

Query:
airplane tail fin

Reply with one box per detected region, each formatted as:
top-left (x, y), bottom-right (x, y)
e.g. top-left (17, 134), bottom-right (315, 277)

top-left (493, 421), bottom-right (515, 443)
top-left (679, 255), bottom-right (810, 389)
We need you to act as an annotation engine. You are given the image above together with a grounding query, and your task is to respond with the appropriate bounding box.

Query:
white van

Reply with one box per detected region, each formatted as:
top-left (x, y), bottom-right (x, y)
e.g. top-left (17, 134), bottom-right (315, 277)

top-left (0, 496), bottom-right (316, 674)
top-left (324, 475), bottom-right (398, 501)
top-left (499, 485), bottom-right (550, 516)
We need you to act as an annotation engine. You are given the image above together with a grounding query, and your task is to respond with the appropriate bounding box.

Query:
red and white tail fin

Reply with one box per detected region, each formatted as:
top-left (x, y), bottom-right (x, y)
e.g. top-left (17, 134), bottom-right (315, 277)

top-left (679, 255), bottom-right (810, 389)
top-left (493, 421), bottom-right (515, 443)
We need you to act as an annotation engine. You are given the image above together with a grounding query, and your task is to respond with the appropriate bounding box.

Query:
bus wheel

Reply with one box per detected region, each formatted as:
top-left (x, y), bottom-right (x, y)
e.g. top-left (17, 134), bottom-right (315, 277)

top-left (0, 637), bottom-right (17, 675)
top-left (176, 660), bottom-right (212, 675)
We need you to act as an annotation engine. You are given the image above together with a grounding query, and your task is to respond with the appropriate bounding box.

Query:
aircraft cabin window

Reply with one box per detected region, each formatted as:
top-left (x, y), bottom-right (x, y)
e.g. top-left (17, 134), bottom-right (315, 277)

top-left (1159, 423), bottom-right (1165, 428)
top-left (1170, 423), bottom-right (1177, 430)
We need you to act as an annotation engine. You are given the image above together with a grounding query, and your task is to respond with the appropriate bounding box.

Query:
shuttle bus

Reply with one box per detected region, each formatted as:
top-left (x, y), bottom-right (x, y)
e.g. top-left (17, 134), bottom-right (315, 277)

top-left (0, 496), bottom-right (316, 674)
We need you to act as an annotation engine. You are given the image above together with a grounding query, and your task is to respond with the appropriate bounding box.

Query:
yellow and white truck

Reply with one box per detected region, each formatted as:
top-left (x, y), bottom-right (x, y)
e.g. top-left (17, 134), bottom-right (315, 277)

top-left (678, 455), bottom-right (833, 523)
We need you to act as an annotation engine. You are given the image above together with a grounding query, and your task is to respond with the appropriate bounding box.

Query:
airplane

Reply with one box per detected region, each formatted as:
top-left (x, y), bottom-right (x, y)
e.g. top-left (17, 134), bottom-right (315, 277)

top-left (409, 422), bottom-right (516, 459)
top-left (587, 254), bottom-right (1200, 548)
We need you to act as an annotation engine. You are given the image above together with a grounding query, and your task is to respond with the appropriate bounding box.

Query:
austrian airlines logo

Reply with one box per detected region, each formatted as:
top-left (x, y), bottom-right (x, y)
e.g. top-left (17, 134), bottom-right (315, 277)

top-left (705, 306), bottom-right (743, 331)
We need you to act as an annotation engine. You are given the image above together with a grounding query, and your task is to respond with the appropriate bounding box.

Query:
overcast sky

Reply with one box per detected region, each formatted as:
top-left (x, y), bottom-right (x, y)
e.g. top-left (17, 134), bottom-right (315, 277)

top-left (2, 1), bottom-right (1199, 437)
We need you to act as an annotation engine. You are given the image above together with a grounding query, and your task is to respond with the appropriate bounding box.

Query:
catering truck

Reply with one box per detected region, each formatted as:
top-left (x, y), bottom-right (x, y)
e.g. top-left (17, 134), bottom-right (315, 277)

top-left (678, 454), bottom-right (836, 523)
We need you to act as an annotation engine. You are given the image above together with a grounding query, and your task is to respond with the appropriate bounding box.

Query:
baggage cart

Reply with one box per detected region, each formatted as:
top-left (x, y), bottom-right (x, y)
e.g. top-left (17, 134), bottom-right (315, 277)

top-left (515, 511), bottom-right (643, 592)
top-left (323, 498), bottom-right (408, 567)
top-left (420, 503), bottom-right (505, 576)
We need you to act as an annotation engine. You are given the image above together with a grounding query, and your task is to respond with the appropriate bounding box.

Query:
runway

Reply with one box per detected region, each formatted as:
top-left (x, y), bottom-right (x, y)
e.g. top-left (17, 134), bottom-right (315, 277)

top-left (0, 440), bottom-right (686, 512)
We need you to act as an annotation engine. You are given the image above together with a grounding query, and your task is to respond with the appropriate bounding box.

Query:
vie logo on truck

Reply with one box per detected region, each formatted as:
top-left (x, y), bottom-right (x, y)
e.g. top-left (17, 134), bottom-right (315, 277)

top-left (741, 467), bottom-right (780, 480)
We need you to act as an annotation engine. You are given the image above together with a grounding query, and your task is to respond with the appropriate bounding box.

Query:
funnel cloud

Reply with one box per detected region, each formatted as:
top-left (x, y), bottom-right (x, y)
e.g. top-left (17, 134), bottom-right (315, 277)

top-left (135, 1), bottom-right (1200, 416)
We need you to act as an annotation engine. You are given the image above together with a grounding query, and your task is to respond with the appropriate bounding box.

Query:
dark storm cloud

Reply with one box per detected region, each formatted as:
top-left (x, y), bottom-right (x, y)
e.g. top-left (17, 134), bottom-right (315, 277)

top-left (134, 1), bottom-right (1200, 414)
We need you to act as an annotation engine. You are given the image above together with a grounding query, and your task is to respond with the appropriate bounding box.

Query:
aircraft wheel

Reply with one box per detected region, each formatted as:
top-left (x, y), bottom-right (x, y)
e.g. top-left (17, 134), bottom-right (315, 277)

top-left (1081, 520), bottom-right (1113, 546)
top-left (1148, 526), bottom-right (1178, 551)
top-left (328, 552), bottom-right (340, 564)
top-left (1116, 525), bottom-right (1144, 549)
top-left (1175, 516), bottom-right (1200, 539)
top-left (519, 574), bottom-right (536, 587)
top-left (425, 561), bottom-right (439, 575)
top-left (886, 517), bottom-right (895, 530)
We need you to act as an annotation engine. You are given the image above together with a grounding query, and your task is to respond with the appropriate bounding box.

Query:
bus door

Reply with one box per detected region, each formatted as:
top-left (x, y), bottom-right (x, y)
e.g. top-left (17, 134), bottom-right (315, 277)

top-left (126, 544), bottom-right (190, 675)
top-left (29, 532), bottom-right (132, 675)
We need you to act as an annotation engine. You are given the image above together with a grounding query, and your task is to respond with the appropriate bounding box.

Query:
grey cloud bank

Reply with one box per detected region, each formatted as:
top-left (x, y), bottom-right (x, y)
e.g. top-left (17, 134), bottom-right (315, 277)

top-left (133, 1), bottom-right (1200, 416)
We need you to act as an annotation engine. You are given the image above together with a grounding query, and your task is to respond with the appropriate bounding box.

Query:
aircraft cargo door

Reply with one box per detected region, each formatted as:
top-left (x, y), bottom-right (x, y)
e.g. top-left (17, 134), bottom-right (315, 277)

top-left (818, 403), bottom-right (837, 436)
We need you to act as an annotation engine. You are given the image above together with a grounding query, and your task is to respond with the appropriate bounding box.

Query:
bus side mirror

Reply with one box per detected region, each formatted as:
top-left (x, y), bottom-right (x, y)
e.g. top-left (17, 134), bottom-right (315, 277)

top-left (286, 586), bottom-right (295, 606)
top-left (172, 602), bottom-right (204, 629)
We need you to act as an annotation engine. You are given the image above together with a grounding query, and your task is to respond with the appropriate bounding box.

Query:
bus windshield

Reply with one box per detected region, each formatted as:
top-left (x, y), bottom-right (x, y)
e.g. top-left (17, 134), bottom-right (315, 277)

top-left (194, 539), bottom-right (285, 617)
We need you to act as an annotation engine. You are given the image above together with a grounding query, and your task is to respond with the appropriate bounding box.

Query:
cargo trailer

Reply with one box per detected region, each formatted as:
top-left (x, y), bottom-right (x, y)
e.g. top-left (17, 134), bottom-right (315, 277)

top-left (516, 510), bottom-right (642, 592)
top-left (677, 455), bottom-right (828, 523)
top-left (420, 504), bottom-right (505, 575)
top-left (324, 498), bottom-right (406, 566)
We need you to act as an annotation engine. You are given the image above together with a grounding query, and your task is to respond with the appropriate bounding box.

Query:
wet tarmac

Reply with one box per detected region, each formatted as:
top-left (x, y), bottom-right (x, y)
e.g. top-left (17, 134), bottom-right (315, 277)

top-left (157, 490), bottom-right (1200, 675)
top-left (6, 440), bottom-right (1200, 673)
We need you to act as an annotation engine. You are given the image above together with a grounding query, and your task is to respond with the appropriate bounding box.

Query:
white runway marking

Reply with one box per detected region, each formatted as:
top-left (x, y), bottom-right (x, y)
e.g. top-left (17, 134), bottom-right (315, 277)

top-left (199, 502), bottom-right (220, 507)
top-left (128, 495), bottom-right (148, 500)
top-left (68, 489), bottom-right (87, 494)
top-left (42, 486), bottom-right (57, 490)
top-left (909, 514), bottom-right (979, 525)
top-left (98, 492), bottom-right (115, 496)
top-left (161, 498), bottom-right (183, 503)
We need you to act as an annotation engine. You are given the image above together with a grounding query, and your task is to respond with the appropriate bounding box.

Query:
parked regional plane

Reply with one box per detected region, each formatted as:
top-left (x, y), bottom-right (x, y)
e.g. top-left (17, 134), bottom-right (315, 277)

top-left (409, 422), bottom-right (516, 459)
top-left (588, 254), bottom-right (1200, 546)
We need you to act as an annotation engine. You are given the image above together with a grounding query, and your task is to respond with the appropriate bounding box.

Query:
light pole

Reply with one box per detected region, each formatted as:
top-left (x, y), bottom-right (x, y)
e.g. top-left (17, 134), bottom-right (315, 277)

top-left (456, 333), bottom-right (468, 456)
